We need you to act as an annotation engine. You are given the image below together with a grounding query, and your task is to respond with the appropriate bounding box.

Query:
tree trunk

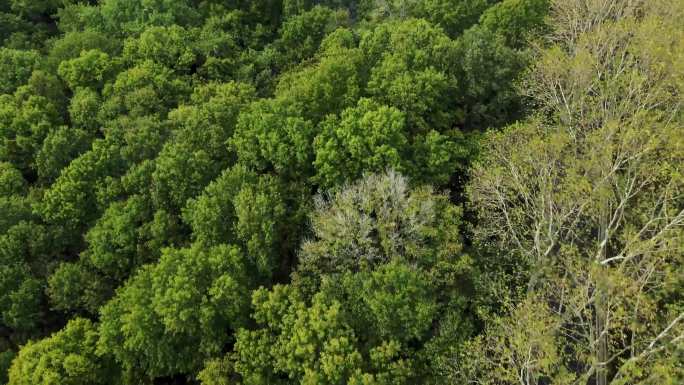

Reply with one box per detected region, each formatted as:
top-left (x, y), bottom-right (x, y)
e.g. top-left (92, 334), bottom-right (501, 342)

top-left (595, 206), bottom-right (609, 385)
top-left (596, 291), bottom-right (608, 385)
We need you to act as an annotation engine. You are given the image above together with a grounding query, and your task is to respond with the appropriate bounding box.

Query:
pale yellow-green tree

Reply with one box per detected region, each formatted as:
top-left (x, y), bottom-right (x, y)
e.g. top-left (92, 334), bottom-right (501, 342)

top-left (459, 0), bottom-right (684, 384)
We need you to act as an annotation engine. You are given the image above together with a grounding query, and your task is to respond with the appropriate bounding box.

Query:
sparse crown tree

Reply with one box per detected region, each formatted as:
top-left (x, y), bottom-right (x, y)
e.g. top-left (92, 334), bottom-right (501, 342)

top-left (461, 0), bottom-right (684, 383)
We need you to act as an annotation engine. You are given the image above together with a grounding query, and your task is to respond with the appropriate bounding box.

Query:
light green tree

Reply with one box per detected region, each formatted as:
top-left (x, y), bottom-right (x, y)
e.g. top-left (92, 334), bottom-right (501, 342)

top-left (230, 99), bottom-right (315, 180)
top-left (97, 244), bottom-right (252, 380)
top-left (58, 49), bottom-right (115, 90)
top-left (8, 318), bottom-right (120, 385)
top-left (122, 25), bottom-right (198, 71)
top-left (460, 1), bottom-right (684, 383)
top-left (313, 98), bottom-right (408, 188)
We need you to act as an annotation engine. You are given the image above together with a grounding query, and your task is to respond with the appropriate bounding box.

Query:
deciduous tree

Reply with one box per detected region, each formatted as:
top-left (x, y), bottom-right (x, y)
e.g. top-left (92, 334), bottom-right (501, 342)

top-left (459, 1), bottom-right (684, 383)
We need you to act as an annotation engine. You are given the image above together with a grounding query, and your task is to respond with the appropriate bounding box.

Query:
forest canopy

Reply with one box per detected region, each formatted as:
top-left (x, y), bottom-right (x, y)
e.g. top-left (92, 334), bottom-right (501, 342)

top-left (0, 0), bottom-right (682, 384)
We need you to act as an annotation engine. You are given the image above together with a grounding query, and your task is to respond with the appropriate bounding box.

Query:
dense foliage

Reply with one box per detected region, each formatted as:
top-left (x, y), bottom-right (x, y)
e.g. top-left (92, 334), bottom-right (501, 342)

top-left (0, 0), bottom-right (681, 384)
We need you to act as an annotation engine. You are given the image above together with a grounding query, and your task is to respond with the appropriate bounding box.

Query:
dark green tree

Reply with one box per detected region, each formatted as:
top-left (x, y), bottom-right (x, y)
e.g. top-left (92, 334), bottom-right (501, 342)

top-left (275, 5), bottom-right (350, 68)
top-left (99, 0), bottom-right (201, 36)
top-left (0, 48), bottom-right (39, 94)
top-left (0, 90), bottom-right (62, 176)
top-left (479, 0), bottom-right (549, 48)
top-left (0, 162), bottom-right (26, 197)
top-left (452, 25), bottom-right (525, 129)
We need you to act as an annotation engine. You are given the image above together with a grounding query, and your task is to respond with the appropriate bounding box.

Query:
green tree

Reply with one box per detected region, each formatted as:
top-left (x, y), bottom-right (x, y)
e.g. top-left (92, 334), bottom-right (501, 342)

top-left (99, 60), bottom-right (191, 120)
top-left (479, 0), bottom-right (549, 48)
top-left (0, 221), bottom-right (53, 337)
top-left (0, 350), bottom-right (15, 385)
top-left (336, 261), bottom-right (438, 343)
top-left (54, 3), bottom-right (104, 34)
top-left (35, 126), bottom-right (93, 183)
top-left (232, 285), bottom-right (375, 385)
top-left (0, 91), bottom-right (62, 176)
top-left (363, 0), bottom-right (496, 37)
top-left (452, 25), bottom-right (525, 129)
top-left (67, 87), bottom-right (101, 132)
top-left (362, 18), bottom-right (458, 131)
top-left (273, 39), bottom-right (365, 123)
top-left (0, 11), bottom-right (33, 48)
top-left (0, 48), bottom-right (39, 94)
top-left (275, 5), bottom-right (350, 68)
top-left (0, 162), bottom-right (26, 197)
top-left (8, 0), bottom-right (62, 18)
top-left (39, 137), bottom-right (127, 245)
top-left (314, 98), bottom-right (466, 188)
top-left (83, 195), bottom-right (156, 280)
top-left (169, 81), bottom-right (256, 162)
top-left (7, 318), bottom-right (120, 385)
top-left (194, 12), bottom-right (247, 81)
top-left (150, 141), bottom-right (216, 213)
top-left (225, 171), bottom-right (472, 385)
top-left (99, 0), bottom-right (201, 36)
top-left (0, 263), bottom-right (42, 335)
top-left (184, 165), bottom-right (296, 279)
top-left (46, 30), bottom-right (120, 71)
top-left (151, 81), bottom-right (255, 213)
top-left (415, 0), bottom-right (496, 37)
top-left (107, 115), bottom-right (170, 166)
top-left (231, 99), bottom-right (315, 180)
top-left (47, 260), bottom-right (114, 315)
top-left (0, 195), bottom-right (31, 234)
top-left (98, 244), bottom-right (252, 380)
top-left (313, 98), bottom-right (408, 188)
top-left (58, 49), bottom-right (115, 90)
top-left (122, 25), bottom-right (198, 71)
